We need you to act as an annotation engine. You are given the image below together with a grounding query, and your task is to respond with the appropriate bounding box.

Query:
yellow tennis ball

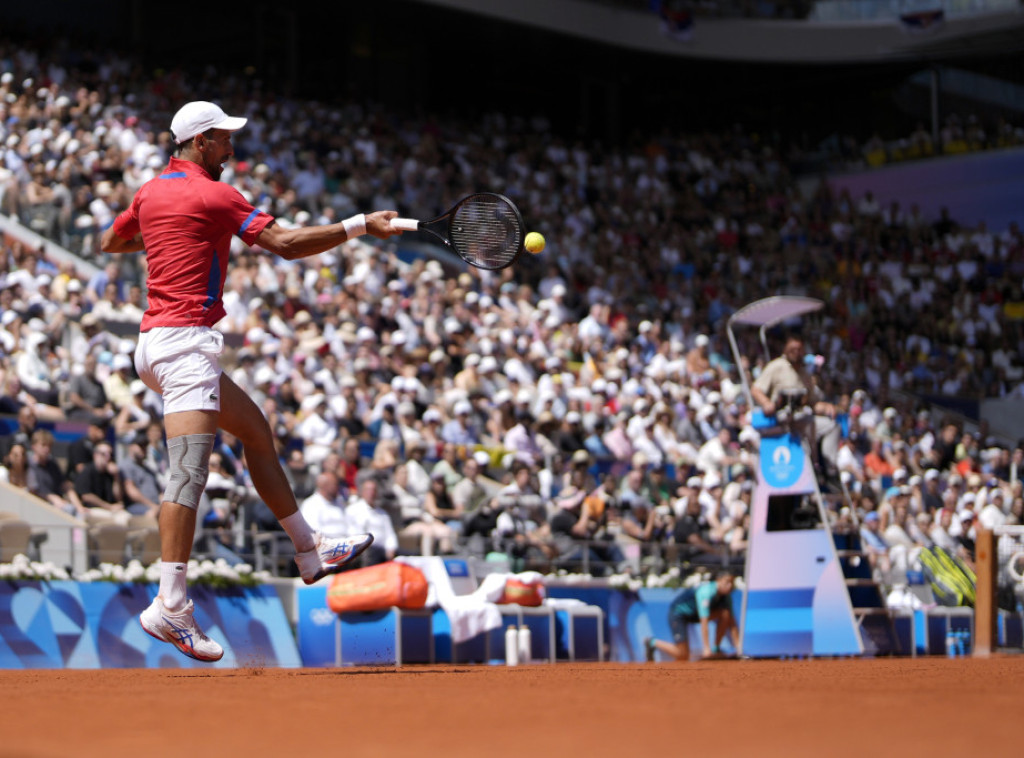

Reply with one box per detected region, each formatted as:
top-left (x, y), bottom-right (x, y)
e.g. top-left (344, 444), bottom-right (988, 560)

top-left (524, 232), bottom-right (545, 254)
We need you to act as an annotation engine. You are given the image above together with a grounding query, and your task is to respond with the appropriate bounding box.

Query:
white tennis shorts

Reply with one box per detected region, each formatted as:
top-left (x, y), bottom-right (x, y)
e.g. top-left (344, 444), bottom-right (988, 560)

top-left (135, 326), bottom-right (224, 415)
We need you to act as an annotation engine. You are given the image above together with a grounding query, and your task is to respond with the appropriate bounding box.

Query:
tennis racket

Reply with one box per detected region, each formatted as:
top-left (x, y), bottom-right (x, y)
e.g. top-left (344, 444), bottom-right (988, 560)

top-left (391, 192), bottom-right (525, 270)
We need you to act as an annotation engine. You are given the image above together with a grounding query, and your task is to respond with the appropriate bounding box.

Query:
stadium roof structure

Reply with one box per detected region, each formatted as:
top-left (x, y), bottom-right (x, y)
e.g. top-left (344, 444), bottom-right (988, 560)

top-left (407, 0), bottom-right (1024, 64)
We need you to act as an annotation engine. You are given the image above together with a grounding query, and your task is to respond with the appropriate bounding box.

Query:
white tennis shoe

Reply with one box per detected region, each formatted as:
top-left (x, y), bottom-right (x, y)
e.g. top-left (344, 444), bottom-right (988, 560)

top-left (140, 597), bottom-right (224, 662)
top-left (295, 532), bottom-right (374, 584)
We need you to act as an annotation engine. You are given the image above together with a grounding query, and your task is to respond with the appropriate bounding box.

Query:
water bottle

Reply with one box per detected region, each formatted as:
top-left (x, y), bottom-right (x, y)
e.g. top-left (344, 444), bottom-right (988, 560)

top-left (505, 625), bottom-right (519, 667)
top-left (518, 624), bottom-right (532, 665)
top-left (945, 628), bottom-right (957, 658)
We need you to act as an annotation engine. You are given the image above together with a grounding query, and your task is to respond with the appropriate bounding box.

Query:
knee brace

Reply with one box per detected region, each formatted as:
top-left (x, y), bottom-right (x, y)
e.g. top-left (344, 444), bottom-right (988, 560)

top-left (163, 433), bottom-right (215, 510)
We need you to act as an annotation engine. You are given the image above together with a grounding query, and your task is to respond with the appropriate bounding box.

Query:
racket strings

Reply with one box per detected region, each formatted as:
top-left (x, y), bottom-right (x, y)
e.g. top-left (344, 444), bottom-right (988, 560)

top-left (451, 199), bottom-right (523, 269)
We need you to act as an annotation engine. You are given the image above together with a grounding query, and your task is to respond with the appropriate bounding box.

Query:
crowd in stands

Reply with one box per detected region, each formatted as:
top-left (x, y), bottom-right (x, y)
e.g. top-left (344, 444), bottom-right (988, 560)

top-left (1, 37), bottom-right (1024, 585)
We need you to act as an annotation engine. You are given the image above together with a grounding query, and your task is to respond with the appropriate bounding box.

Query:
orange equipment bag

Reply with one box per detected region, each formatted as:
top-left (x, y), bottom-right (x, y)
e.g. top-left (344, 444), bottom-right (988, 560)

top-left (499, 577), bottom-right (544, 607)
top-left (326, 561), bottom-right (429, 614)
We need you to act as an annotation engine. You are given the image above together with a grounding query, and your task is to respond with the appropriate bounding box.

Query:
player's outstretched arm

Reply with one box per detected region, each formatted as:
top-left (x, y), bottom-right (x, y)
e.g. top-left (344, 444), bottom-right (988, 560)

top-left (100, 227), bottom-right (145, 254)
top-left (257, 210), bottom-right (400, 261)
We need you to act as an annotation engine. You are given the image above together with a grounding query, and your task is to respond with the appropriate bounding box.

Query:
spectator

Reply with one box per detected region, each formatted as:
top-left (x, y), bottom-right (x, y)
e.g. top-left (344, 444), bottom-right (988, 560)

top-left (672, 491), bottom-right (727, 567)
top-left (447, 452), bottom-right (486, 519)
top-left (0, 441), bottom-right (30, 489)
top-left (69, 438), bottom-right (125, 524)
top-left (398, 468), bottom-right (456, 555)
top-left (65, 352), bottom-right (115, 423)
top-left (346, 474), bottom-right (398, 565)
top-left (283, 448), bottom-right (317, 503)
top-left (27, 429), bottom-right (83, 517)
top-left (120, 435), bottom-right (163, 518)
top-left (0, 405), bottom-right (39, 461)
top-left (300, 471), bottom-right (350, 539)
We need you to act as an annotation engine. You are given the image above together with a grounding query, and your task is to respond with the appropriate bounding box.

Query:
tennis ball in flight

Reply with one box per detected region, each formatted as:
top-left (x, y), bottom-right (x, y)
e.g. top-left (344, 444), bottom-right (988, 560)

top-left (524, 232), bottom-right (546, 254)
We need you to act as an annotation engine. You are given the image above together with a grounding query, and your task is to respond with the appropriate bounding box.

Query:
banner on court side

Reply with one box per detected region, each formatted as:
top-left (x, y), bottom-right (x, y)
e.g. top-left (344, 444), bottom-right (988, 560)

top-left (0, 581), bottom-right (301, 669)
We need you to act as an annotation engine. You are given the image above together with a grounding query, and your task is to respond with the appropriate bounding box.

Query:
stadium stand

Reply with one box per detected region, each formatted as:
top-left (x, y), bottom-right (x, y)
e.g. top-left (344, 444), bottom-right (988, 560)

top-left (0, 30), bottom-right (1022, 611)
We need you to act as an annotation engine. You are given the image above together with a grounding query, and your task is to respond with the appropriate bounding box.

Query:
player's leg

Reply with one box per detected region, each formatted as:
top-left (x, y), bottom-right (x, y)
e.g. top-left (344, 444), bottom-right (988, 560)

top-left (140, 409), bottom-right (224, 661)
top-left (647, 614), bottom-right (691, 661)
top-left (216, 372), bottom-right (373, 583)
top-left (709, 608), bottom-right (739, 656)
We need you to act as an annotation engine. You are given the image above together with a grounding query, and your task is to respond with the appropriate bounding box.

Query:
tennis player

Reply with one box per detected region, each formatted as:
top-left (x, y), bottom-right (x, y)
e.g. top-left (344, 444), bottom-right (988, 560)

top-left (101, 100), bottom-right (399, 661)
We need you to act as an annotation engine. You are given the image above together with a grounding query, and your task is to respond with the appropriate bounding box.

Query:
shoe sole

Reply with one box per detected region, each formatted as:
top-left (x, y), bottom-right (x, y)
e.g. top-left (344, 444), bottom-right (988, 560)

top-left (140, 616), bottom-right (225, 663)
top-left (307, 535), bottom-right (375, 584)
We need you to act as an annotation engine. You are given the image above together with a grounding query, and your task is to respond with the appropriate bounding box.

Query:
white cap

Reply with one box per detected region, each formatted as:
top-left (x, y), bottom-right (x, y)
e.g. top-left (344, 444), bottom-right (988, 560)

top-left (695, 334), bottom-right (709, 347)
top-left (170, 101), bottom-right (247, 144)
top-left (454, 400), bottom-right (472, 415)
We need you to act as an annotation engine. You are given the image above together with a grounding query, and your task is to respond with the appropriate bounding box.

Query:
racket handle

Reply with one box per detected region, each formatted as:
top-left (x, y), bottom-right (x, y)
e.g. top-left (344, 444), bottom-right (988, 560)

top-left (391, 218), bottom-right (419, 232)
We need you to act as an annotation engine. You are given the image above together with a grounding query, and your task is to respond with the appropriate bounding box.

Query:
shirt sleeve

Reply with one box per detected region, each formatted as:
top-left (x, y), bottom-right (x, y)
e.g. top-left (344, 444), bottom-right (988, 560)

top-left (696, 582), bottom-right (716, 619)
top-left (111, 193), bottom-right (141, 240)
top-left (208, 183), bottom-right (274, 246)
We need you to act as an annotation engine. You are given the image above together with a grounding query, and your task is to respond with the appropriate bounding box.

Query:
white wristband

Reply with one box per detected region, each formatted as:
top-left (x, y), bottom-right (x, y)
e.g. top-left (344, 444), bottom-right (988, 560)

top-left (342, 213), bottom-right (366, 239)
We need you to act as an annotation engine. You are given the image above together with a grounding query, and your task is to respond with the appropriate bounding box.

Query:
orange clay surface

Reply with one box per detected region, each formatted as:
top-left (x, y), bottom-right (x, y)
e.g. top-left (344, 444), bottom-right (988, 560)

top-left (1, 658), bottom-right (1021, 758)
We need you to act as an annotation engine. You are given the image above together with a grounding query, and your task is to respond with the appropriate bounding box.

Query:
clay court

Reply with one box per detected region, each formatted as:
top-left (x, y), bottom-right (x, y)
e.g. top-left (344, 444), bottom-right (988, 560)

top-left (3, 658), bottom-right (1020, 757)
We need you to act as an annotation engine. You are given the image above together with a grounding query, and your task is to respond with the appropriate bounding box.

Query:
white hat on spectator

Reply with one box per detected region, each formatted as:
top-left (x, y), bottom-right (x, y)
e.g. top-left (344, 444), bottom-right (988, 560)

top-left (924, 469), bottom-right (940, 482)
top-left (0, 311), bottom-right (17, 327)
top-left (479, 356), bottom-right (498, 373)
top-left (454, 400), bottom-right (473, 416)
top-left (130, 380), bottom-right (147, 395)
top-left (704, 473), bottom-right (723, 489)
top-left (465, 353), bottom-right (481, 367)
top-left (429, 349), bottom-right (446, 364)
top-left (592, 378), bottom-right (608, 394)
top-left (566, 411), bottom-right (582, 424)
top-left (423, 408), bottom-right (442, 424)
top-left (695, 334), bottom-right (709, 347)
top-left (246, 326), bottom-right (268, 343)
top-left (883, 407), bottom-right (898, 420)
top-left (515, 389), bottom-right (532, 405)
top-left (473, 450), bottom-right (491, 467)
top-left (112, 354), bottom-right (132, 371)
top-left (67, 279), bottom-right (83, 293)
top-left (300, 393), bottom-right (326, 413)
top-left (493, 389), bottom-right (513, 406)
top-left (739, 427), bottom-right (759, 444)
top-left (893, 468), bottom-right (908, 481)
top-left (356, 326), bottom-right (376, 342)
top-left (638, 320), bottom-right (652, 333)
top-left (26, 332), bottom-right (48, 349)
top-left (170, 101), bottom-right (247, 144)
top-left (397, 401), bottom-right (416, 417)
top-left (254, 366), bottom-right (276, 385)
top-left (686, 476), bottom-right (704, 488)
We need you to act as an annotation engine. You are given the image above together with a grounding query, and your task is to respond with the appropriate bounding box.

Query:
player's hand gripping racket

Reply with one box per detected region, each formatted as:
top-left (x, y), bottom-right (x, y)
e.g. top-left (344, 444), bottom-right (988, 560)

top-left (390, 192), bottom-right (525, 270)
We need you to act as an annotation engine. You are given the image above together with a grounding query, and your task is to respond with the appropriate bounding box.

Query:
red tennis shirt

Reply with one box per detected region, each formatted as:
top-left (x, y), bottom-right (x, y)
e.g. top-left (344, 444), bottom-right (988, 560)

top-left (111, 156), bottom-right (274, 332)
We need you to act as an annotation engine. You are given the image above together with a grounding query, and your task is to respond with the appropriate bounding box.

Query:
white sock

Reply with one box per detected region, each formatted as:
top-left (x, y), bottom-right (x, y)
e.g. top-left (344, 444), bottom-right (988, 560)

top-left (159, 562), bottom-right (188, 611)
top-left (280, 510), bottom-right (316, 553)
